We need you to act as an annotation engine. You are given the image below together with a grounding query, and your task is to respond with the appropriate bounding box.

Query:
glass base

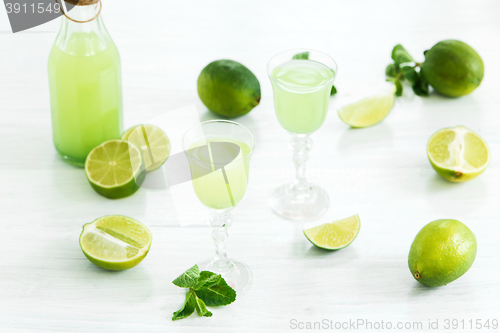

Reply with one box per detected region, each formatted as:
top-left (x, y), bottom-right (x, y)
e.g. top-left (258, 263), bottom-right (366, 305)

top-left (56, 150), bottom-right (85, 167)
top-left (198, 257), bottom-right (253, 294)
top-left (270, 182), bottom-right (329, 220)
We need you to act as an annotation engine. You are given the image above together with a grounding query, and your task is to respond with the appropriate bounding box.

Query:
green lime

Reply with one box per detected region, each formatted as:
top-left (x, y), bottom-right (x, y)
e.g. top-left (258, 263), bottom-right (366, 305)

top-left (421, 40), bottom-right (484, 97)
top-left (304, 214), bottom-right (360, 250)
top-left (408, 219), bottom-right (477, 287)
top-left (337, 86), bottom-right (395, 128)
top-left (79, 215), bottom-right (152, 271)
top-left (427, 126), bottom-right (490, 182)
top-left (197, 60), bottom-right (261, 118)
top-left (122, 125), bottom-right (170, 172)
top-left (85, 140), bottom-right (145, 199)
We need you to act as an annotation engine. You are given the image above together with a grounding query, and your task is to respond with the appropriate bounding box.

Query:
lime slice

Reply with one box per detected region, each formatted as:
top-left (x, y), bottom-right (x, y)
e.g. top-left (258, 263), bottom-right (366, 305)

top-left (303, 214), bottom-right (360, 250)
top-left (122, 125), bottom-right (171, 172)
top-left (79, 215), bottom-right (152, 271)
top-left (338, 87), bottom-right (395, 128)
top-left (85, 140), bottom-right (145, 199)
top-left (427, 126), bottom-right (490, 182)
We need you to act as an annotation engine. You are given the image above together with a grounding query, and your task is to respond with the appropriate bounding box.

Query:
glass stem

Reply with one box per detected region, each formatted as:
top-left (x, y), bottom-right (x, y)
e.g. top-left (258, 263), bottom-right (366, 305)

top-left (290, 134), bottom-right (313, 191)
top-left (209, 211), bottom-right (234, 273)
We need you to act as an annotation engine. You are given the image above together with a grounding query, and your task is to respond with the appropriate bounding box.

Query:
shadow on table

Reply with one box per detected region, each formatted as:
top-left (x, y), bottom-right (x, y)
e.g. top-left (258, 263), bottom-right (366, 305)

top-left (337, 122), bottom-right (393, 151)
top-left (425, 174), bottom-right (462, 193)
top-left (198, 109), bottom-right (261, 144)
top-left (49, 154), bottom-right (149, 220)
top-left (424, 173), bottom-right (488, 215)
top-left (304, 245), bottom-right (359, 259)
top-left (408, 281), bottom-right (442, 297)
top-left (20, 237), bottom-right (155, 304)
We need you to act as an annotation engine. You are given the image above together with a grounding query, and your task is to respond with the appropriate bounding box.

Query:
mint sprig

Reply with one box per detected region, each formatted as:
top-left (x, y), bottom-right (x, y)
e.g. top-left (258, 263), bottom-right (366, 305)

top-left (292, 52), bottom-right (337, 96)
top-left (172, 265), bottom-right (236, 321)
top-left (386, 44), bottom-right (429, 97)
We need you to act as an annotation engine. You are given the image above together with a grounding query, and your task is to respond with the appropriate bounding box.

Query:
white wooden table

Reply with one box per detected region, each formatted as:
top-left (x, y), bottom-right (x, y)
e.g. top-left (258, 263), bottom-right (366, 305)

top-left (1, 1), bottom-right (499, 332)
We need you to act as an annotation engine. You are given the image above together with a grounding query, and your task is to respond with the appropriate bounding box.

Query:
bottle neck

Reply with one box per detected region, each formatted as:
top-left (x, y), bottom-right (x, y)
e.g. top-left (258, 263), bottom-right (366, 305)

top-left (62, 2), bottom-right (102, 25)
top-left (55, 3), bottom-right (113, 56)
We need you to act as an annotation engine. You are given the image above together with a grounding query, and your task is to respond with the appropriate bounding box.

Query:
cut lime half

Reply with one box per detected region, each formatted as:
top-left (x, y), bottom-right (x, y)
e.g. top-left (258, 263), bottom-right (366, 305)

top-left (304, 214), bottom-right (361, 250)
top-left (338, 86), bottom-right (395, 128)
top-left (427, 126), bottom-right (490, 182)
top-left (79, 215), bottom-right (152, 271)
top-left (85, 140), bottom-right (145, 199)
top-left (122, 125), bottom-right (170, 172)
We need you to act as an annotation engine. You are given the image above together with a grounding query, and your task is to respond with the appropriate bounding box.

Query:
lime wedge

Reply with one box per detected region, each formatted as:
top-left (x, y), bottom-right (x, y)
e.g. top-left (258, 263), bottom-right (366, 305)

top-left (427, 126), bottom-right (490, 182)
top-left (79, 215), bottom-right (152, 271)
top-left (85, 140), bottom-right (145, 199)
top-left (304, 214), bottom-right (360, 250)
top-left (122, 125), bottom-right (171, 172)
top-left (338, 87), bottom-right (395, 128)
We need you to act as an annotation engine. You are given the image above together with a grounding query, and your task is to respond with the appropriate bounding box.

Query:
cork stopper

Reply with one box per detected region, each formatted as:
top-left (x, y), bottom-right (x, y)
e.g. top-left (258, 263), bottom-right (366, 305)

top-left (64, 0), bottom-right (99, 5)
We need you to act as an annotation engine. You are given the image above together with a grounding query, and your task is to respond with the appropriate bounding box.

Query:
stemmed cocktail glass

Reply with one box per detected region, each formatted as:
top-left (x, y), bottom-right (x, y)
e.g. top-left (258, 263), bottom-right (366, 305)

top-left (268, 49), bottom-right (337, 220)
top-left (182, 120), bottom-right (255, 292)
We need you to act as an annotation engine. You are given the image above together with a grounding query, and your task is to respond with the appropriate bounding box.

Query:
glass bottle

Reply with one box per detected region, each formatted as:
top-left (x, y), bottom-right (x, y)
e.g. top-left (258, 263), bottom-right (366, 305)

top-left (48, 0), bottom-right (123, 166)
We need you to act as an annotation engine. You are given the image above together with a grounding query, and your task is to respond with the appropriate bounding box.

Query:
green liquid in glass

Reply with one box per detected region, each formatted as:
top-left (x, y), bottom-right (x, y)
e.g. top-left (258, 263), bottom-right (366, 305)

top-left (189, 139), bottom-right (251, 210)
top-left (270, 59), bottom-right (334, 134)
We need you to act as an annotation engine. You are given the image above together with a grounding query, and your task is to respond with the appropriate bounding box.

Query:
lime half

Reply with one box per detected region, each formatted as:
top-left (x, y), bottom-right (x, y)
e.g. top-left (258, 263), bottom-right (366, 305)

top-left (304, 214), bottom-right (361, 250)
top-left (427, 126), bottom-right (490, 182)
top-left (338, 86), bottom-right (395, 128)
top-left (79, 215), bottom-right (152, 271)
top-left (122, 125), bottom-right (170, 172)
top-left (85, 140), bottom-right (145, 199)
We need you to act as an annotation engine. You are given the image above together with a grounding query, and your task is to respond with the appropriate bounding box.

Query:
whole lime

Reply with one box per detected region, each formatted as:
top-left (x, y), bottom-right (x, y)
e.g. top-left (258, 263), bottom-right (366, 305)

top-left (421, 40), bottom-right (484, 97)
top-left (408, 219), bottom-right (477, 287)
top-left (198, 60), bottom-right (261, 118)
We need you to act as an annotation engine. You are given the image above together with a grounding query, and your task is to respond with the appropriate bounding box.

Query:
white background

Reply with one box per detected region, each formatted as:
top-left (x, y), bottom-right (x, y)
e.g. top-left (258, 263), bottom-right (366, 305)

top-left (1, 1), bottom-right (499, 332)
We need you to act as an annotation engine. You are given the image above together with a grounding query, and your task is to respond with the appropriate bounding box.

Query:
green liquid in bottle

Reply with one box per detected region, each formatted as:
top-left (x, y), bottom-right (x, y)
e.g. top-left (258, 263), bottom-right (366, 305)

top-left (270, 59), bottom-right (334, 134)
top-left (48, 18), bottom-right (123, 166)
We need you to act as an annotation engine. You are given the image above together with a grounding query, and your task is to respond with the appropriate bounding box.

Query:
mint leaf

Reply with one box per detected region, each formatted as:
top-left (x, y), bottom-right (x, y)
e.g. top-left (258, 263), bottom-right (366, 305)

top-left (196, 277), bottom-right (236, 306)
top-left (391, 44), bottom-right (414, 66)
top-left (292, 51), bottom-right (309, 60)
top-left (193, 294), bottom-right (213, 317)
top-left (171, 266), bottom-right (237, 320)
top-left (172, 265), bottom-right (200, 288)
top-left (172, 291), bottom-right (196, 321)
top-left (385, 63), bottom-right (398, 77)
top-left (387, 78), bottom-right (403, 97)
top-left (292, 51), bottom-right (337, 95)
top-left (395, 80), bottom-right (403, 97)
top-left (400, 66), bottom-right (418, 84)
top-left (412, 74), bottom-right (429, 96)
top-left (194, 271), bottom-right (221, 290)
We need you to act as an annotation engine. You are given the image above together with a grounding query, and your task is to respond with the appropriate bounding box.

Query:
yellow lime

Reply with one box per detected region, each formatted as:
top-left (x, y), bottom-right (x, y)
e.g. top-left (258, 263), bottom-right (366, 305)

top-left (79, 215), bottom-right (152, 271)
top-left (337, 86), bottom-right (395, 128)
top-left (122, 125), bottom-right (170, 172)
top-left (303, 214), bottom-right (360, 250)
top-left (427, 126), bottom-right (490, 182)
top-left (85, 140), bottom-right (145, 199)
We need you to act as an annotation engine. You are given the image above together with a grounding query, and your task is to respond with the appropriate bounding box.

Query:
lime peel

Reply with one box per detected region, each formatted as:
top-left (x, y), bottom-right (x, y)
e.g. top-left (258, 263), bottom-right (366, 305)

top-left (122, 125), bottom-right (171, 172)
top-left (79, 215), bottom-right (152, 271)
top-left (338, 86), bottom-right (395, 128)
top-left (427, 126), bottom-right (490, 182)
top-left (85, 139), bottom-right (145, 199)
top-left (304, 214), bottom-right (361, 250)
